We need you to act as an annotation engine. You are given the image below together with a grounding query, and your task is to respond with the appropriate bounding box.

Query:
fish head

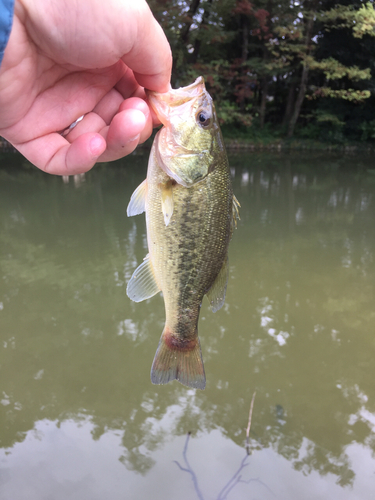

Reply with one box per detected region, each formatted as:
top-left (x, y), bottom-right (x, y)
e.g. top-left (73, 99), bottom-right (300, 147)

top-left (146, 77), bottom-right (222, 187)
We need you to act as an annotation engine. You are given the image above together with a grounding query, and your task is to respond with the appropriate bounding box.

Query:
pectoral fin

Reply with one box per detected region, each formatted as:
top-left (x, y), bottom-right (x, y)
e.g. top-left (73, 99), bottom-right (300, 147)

top-left (206, 257), bottom-right (229, 313)
top-left (160, 181), bottom-right (174, 226)
top-left (127, 179), bottom-right (147, 217)
top-left (126, 255), bottom-right (160, 302)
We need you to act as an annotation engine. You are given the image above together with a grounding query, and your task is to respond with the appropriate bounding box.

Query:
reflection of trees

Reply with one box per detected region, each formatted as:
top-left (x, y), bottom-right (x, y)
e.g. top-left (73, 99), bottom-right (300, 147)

top-left (1, 153), bottom-right (375, 486)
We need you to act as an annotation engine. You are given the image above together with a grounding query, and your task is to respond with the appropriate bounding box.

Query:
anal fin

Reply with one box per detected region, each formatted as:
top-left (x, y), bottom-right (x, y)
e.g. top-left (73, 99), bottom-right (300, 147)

top-left (206, 257), bottom-right (229, 313)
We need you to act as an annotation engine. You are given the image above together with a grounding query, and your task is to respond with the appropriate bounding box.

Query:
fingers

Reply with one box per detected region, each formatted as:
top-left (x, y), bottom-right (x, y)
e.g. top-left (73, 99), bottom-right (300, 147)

top-left (15, 133), bottom-right (106, 175)
top-left (1, 63), bottom-right (127, 143)
top-left (12, 97), bottom-right (154, 174)
top-left (98, 99), bottom-right (153, 162)
top-left (62, 97), bottom-right (153, 162)
top-left (92, 88), bottom-right (126, 124)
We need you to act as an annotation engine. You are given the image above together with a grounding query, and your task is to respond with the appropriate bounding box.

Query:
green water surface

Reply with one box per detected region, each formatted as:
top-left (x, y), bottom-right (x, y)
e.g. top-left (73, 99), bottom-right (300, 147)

top-left (0, 151), bottom-right (374, 500)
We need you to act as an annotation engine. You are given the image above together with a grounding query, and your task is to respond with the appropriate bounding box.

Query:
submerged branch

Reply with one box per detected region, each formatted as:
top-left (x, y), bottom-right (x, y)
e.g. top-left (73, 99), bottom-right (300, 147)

top-left (217, 455), bottom-right (249, 500)
top-left (174, 432), bottom-right (205, 500)
top-left (174, 392), bottom-right (269, 500)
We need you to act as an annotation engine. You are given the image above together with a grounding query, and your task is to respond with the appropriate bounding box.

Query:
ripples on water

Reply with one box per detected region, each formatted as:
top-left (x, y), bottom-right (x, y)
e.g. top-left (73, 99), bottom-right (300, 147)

top-left (0, 151), bottom-right (374, 500)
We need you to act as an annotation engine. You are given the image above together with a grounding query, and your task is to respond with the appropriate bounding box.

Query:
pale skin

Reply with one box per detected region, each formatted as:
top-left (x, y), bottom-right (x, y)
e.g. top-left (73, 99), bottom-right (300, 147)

top-left (0, 0), bottom-right (172, 175)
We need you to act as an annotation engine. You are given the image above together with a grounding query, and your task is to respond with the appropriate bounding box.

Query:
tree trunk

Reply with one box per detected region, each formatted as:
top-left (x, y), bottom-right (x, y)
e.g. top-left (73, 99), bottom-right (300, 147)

top-left (242, 15), bottom-right (250, 62)
top-left (190, 0), bottom-right (213, 64)
top-left (287, 65), bottom-right (310, 138)
top-left (287, 9), bottom-right (316, 138)
top-left (180, 0), bottom-right (201, 44)
top-left (282, 79), bottom-right (296, 127)
top-left (259, 78), bottom-right (269, 129)
top-left (258, 1), bottom-right (272, 128)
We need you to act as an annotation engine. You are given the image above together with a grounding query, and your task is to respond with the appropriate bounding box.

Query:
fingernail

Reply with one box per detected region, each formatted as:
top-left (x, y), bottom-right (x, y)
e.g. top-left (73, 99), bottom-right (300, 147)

top-left (127, 133), bottom-right (140, 144)
top-left (133, 109), bottom-right (147, 128)
top-left (90, 136), bottom-right (105, 157)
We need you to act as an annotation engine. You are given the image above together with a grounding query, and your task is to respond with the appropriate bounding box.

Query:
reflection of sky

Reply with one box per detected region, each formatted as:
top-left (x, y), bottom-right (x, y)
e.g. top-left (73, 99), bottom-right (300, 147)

top-left (258, 298), bottom-right (290, 347)
top-left (1, 416), bottom-right (374, 500)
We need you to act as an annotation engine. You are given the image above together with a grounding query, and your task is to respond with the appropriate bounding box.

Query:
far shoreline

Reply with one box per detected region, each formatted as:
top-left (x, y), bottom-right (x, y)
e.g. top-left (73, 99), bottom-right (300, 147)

top-left (2, 135), bottom-right (375, 156)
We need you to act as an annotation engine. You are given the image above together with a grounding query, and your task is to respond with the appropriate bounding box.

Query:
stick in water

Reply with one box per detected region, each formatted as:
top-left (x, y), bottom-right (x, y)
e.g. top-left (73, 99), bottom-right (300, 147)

top-left (246, 391), bottom-right (256, 455)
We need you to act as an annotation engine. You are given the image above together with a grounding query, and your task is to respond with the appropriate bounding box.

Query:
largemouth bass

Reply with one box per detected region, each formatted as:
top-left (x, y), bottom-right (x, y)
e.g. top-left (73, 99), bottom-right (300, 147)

top-left (126, 77), bottom-right (239, 390)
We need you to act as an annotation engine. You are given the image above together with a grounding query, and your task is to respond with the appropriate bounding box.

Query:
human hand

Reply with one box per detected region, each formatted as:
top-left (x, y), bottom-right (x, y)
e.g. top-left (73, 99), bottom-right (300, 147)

top-left (0, 0), bottom-right (172, 175)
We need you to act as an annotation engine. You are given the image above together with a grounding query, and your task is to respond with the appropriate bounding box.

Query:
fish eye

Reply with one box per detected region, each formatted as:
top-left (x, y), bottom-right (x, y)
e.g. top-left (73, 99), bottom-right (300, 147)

top-left (197, 111), bottom-right (211, 128)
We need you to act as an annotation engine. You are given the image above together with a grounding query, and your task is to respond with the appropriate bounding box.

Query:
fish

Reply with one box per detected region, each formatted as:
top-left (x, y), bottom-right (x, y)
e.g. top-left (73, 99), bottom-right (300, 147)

top-left (126, 76), bottom-right (239, 390)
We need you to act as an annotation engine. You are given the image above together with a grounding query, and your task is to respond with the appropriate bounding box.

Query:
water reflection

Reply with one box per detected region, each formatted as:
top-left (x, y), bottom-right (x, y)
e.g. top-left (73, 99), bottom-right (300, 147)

top-left (0, 151), bottom-right (374, 499)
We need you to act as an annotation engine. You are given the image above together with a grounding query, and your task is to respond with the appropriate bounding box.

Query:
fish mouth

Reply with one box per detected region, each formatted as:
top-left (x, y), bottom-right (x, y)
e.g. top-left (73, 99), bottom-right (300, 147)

top-left (146, 77), bottom-right (206, 126)
top-left (148, 78), bottom-right (213, 187)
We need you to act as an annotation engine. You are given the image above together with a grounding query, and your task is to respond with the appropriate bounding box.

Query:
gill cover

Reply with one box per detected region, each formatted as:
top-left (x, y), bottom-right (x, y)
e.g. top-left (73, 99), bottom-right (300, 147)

top-left (146, 77), bottom-right (221, 187)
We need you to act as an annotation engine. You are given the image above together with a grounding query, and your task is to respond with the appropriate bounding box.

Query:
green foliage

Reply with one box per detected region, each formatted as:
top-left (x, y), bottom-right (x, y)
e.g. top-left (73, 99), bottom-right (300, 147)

top-left (307, 57), bottom-right (371, 81)
top-left (319, 4), bottom-right (357, 30)
top-left (183, 59), bottom-right (255, 127)
top-left (217, 100), bottom-right (253, 126)
top-left (148, 0), bottom-right (375, 143)
top-left (310, 86), bottom-right (371, 101)
top-left (353, 2), bottom-right (375, 38)
top-left (359, 119), bottom-right (375, 140)
top-left (295, 110), bottom-right (346, 143)
top-left (315, 112), bottom-right (345, 127)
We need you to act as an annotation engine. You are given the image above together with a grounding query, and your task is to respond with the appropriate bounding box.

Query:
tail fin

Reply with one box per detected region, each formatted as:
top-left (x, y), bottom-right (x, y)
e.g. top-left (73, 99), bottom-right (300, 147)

top-left (150, 327), bottom-right (206, 390)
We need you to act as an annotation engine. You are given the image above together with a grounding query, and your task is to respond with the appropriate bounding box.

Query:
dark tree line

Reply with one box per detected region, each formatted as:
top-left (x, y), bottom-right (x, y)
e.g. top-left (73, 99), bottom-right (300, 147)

top-left (148, 0), bottom-right (375, 142)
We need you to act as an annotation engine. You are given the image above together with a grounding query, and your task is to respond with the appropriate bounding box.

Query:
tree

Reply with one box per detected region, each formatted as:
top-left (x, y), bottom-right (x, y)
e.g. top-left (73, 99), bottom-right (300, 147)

top-left (147, 0), bottom-right (375, 142)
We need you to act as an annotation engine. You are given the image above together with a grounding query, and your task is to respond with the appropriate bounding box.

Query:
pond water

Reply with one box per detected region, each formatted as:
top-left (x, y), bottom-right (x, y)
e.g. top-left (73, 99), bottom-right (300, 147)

top-left (0, 150), bottom-right (374, 500)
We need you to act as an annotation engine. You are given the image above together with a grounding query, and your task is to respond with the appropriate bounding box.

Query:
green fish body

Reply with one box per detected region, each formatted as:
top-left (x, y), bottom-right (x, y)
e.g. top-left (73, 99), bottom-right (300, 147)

top-left (127, 77), bottom-right (239, 389)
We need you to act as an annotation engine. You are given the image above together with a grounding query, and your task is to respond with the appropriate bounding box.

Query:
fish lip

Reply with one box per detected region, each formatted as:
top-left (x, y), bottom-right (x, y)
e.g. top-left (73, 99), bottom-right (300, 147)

top-left (146, 77), bottom-right (206, 126)
top-left (146, 76), bottom-right (204, 102)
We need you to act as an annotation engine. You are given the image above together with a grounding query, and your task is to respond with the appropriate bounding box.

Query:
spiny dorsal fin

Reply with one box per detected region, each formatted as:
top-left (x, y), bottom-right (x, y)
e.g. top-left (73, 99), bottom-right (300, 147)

top-left (127, 179), bottom-right (147, 217)
top-left (126, 254), bottom-right (160, 302)
top-left (206, 257), bottom-right (229, 313)
top-left (151, 328), bottom-right (206, 390)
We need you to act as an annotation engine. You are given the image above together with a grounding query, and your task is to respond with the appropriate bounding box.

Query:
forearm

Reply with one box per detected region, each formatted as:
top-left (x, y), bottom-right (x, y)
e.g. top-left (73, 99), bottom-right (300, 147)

top-left (0, 0), bottom-right (14, 65)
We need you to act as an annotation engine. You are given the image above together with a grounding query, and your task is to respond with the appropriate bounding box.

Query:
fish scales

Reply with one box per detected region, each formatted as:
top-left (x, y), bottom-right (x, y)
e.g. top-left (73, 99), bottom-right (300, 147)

top-left (147, 142), bottom-right (232, 337)
top-left (126, 77), bottom-right (239, 389)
